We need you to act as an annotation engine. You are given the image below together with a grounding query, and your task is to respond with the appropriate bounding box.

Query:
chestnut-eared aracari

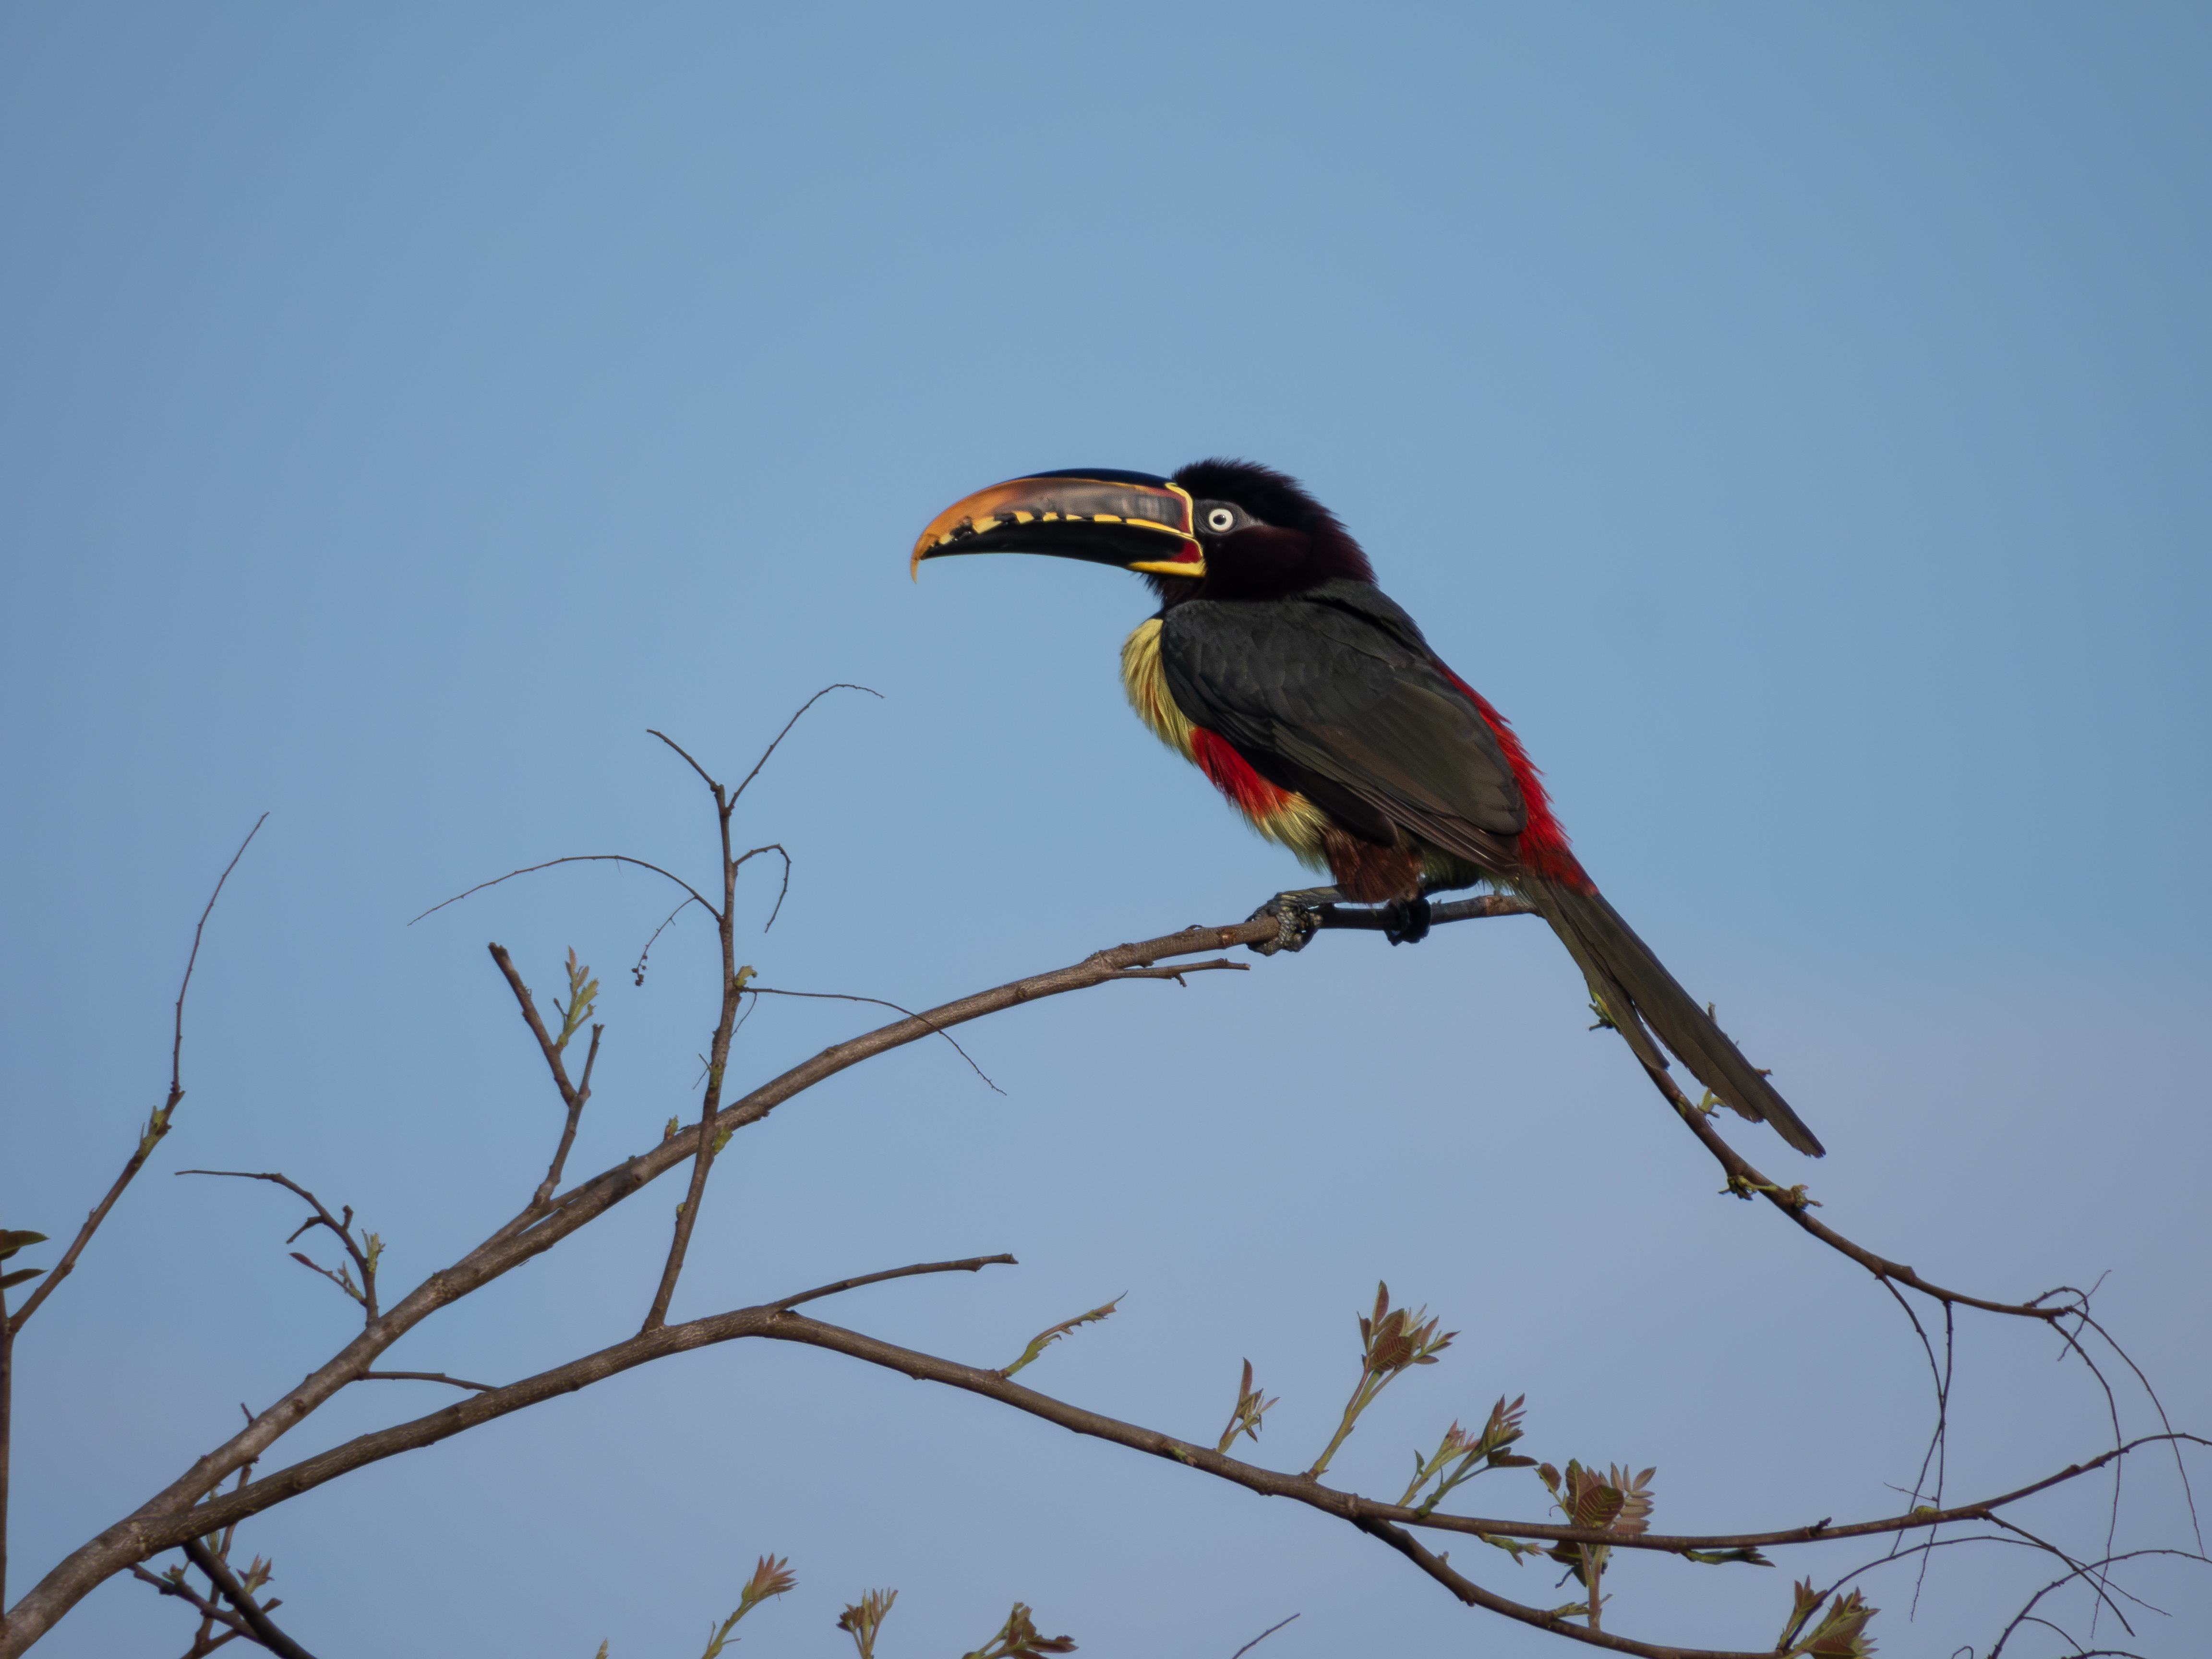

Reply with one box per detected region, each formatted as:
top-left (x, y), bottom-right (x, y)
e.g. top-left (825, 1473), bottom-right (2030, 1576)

top-left (911, 459), bottom-right (1823, 1157)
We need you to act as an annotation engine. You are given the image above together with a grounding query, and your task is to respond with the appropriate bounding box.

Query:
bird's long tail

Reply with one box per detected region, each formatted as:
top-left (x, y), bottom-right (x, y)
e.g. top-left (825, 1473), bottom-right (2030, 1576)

top-left (1520, 877), bottom-right (1826, 1157)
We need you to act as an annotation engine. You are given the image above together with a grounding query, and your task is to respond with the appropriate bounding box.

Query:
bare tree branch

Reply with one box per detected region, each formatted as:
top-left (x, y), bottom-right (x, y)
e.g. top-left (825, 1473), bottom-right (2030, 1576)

top-left (174, 1172), bottom-right (378, 1324)
top-left (1227, 1613), bottom-right (1299, 1658)
top-left (1354, 1512), bottom-right (1762, 1659)
top-left (645, 727), bottom-right (722, 793)
top-left (408, 854), bottom-right (715, 928)
top-left (1987, 1548), bottom-right (2210, 1659)
top-left (26, 926), bottom-right (1270, 1642)
top-left (129, 1566), bottom-right (252, 1644)
top-left (770, 1254), bottom-right (1018, 1311)
top-left (717, 682), bottom-right (882, 805)
top-left (640, 762), bottom-right (744, 1335)
top-left (535, 1024), bottom-right (600, 1208)
top-left (1649, 1057), bottom-right (2079, 1320)
top-left (8, 891), bottom-right (2194, 1657)
top-left (630, 894), bottom-right (707, 986)
top-left (180, 1539), bottom-right (316, 1659)
top-left (9, 814), bottom-right (267, 1336)
top-left (743, 986), bottom-right (1012, 1094)
top-left (355, 1372), bottom-right (494, 1393)
top-left (484, 945), bottom-right (586, 1114)
top-left (733, 843), bottom-right (793, 930)
top-left (152, 1279), bottom-right (2208, 1587)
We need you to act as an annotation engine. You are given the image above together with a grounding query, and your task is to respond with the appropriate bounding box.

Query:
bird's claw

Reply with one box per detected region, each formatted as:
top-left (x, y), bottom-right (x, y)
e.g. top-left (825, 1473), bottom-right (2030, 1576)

top-left (1246, 891), bottom-right (1329, 956)
top-left (1382, 895), bottom-right (1432, 946)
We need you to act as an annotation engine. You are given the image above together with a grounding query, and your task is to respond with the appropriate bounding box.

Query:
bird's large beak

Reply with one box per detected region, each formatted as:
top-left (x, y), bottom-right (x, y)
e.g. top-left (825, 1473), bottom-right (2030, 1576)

top-left (910, 470), bottom-right (1205, 581)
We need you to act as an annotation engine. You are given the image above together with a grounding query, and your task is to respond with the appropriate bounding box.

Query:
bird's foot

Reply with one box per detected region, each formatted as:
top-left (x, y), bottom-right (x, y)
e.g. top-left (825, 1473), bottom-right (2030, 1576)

top-left (1382, 895), bottom-right (1432, 946)
top-left (1245, 887), bottom-right (1340, 956)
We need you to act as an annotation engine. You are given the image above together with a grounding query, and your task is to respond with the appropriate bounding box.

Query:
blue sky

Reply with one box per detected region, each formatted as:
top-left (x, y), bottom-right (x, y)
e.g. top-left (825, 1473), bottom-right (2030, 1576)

top-left (4, 5), bottom-right (2207, 1655)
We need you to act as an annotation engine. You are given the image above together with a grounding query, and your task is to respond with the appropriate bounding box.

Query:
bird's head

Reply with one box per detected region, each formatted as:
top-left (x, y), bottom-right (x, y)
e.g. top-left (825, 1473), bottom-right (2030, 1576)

top-left (910, 458), bottom-right (1374, 602)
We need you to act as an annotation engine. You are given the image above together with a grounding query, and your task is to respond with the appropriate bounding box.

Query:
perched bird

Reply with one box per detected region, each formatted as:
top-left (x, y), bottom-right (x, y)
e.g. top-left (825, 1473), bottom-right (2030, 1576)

top-left (911, 459), bottom-right (1823, 1157)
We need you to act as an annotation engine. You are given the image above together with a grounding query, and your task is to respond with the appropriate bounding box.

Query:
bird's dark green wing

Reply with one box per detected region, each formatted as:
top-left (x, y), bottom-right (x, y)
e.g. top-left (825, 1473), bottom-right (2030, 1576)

top-left (1159, 579), bottom-right (1527, 857)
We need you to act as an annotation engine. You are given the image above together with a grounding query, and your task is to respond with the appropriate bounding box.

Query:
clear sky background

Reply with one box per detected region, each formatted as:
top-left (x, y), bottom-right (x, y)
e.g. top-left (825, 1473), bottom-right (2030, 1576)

top-left (4, 5), bottom-right (2208, 1656)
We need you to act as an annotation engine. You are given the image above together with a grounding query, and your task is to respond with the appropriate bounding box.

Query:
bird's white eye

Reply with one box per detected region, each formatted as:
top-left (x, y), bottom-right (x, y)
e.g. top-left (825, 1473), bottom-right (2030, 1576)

top-left (1204, 505), bottom-right (1237, 533)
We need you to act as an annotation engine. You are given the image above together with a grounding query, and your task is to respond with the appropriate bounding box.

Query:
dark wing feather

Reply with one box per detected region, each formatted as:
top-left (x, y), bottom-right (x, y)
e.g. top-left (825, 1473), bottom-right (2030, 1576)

top-left (1160, 580), bottom-right (1526, 857)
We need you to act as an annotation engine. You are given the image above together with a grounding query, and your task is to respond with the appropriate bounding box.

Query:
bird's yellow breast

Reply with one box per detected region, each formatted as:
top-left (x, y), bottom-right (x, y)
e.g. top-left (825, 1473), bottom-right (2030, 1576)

top-left (1119, 617), bottom-right (1197, 761)
top-left (1118, 617), bottom-right (1331, 867)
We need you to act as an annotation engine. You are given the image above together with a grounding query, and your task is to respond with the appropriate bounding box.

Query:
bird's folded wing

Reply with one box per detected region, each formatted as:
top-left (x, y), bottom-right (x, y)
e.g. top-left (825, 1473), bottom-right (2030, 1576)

top-left (1161, 588), bottom-right (1527, 839)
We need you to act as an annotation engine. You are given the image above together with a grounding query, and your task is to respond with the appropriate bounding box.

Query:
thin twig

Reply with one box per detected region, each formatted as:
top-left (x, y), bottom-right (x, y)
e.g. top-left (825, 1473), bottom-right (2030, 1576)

top-left (1227, 1612), bottom-right (1300, 1658)
top-left (356, 1372), bottom-right (495, 1393)
top-left (722, 683), bottom-right (881, 805)
top-left (169, 817), bottom-right (270, 1111)
top-left (744, 987), bottom-right (1009, 1094)
top-left (1823, 1527), bottom-right (2142, 1640)
top-left (1878, 1275), bottom-right (1952, 1617)
top-left (631, 894), bottom-right (706, 986)
top-left (771, 1254), bottom-right (1018, 1311)
top-left (2070, 1305), bottom-right (2205, 1551)
top-left (1985, 1547), bottom-right (2209, 1659)
top-left (1985, 1516), bottom-right (2153, 1627)
top-left (639, 727), bottom-right (752, 1334)
top-left (734, 843), bottom-right (793, 931)
top-left (533, 1025), bottom-right (600, 1209)
top-left (485, 945), bottom-right (582, 1112)
top-left (1655, 1065), bottom-right (2075, 1320)
top-left (1106, 961), bottom-right (1248, 983)
top-left (8, 814), bottom-right (267, 1335)
top-left (192, 1462), bottom-right (259, 1658)
top-left (477, 950), bottom-right (600, 1252)
top-left (409, 854), bottom-right (715, 927)
top-left (175, 1172), bottom-right (377, 1324)
top-left (646, 728), bottom-right (722, 793)
top-left (2038, 1291), bottom-right (2134, 1625)
top-left (1355, 1512), bottom-right (1750, 1659)
top-left (181, 1539), bottom-right (317, 1659)
top-left (130, 1565), bottom-right (252, 1643)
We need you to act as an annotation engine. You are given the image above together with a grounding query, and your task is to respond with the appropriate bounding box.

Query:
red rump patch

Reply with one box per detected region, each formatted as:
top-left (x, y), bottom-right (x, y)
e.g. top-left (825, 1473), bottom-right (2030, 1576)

top-left (1190, 728), bottom-right (1296, 819)
top-left (1433, 662), bottom-right (1594, 891)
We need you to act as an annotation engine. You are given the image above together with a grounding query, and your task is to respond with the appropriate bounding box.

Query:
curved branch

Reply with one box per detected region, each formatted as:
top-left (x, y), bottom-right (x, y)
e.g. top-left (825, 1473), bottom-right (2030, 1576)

top-left (2069, 1305), bottom-right (2205, 1551)
top-left (645, 727), bottom-right (721, 793)
top-left (1655, 1069), bottom-right (2072, 1319)
top-left (174, 1171), bottom-right (376, 1323)
top-left (726, 684), bottom-right (881, 805)
top-left (1987, 1548), bottom-right (2210, 1659)
top-left (407, 854), bottom-right (714, 928)
top-left (772, 1255), bottom-right (1019, 1311)
top-left (156, 1277), bottom-right (2208, 1584)
top-left (734, 843), bottom-right (793, 931)
top-left (170, 817), bottom-right (269, 1109)
top-left (630, 894), bottom-right (707, 986)
top-left (1354, 1514), bottom-right (1760, 1659)
top-left (1227, 1613), bottom-right (1300, 1658)
top-left (743, 986), bottom-right (1009, 1094)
